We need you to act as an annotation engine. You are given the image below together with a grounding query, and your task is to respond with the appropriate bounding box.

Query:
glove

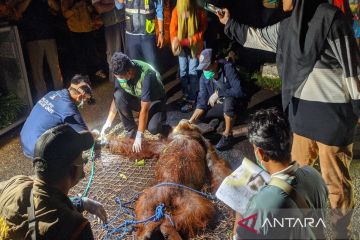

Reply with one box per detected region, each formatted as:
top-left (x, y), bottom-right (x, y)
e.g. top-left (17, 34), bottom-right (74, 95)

top-left (208, 91), bottom-right (219, 107)
top-left (82, 197), bottom-right (107, 224)
top-left (100, 120), bottom-right (112, 138)
top-left (132, 131), bottom-right (143, 153)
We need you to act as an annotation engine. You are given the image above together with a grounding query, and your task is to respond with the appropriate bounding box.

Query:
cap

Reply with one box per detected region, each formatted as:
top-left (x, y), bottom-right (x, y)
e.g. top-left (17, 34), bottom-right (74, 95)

top-left (34, 124), bottom-right (94, 167)
top-left (197, 49), bottom-right (213, 70)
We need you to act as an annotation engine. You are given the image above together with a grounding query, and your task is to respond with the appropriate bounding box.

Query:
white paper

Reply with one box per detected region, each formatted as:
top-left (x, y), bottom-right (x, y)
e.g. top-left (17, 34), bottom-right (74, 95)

top-left (216, 157), bottom-right (271, 215)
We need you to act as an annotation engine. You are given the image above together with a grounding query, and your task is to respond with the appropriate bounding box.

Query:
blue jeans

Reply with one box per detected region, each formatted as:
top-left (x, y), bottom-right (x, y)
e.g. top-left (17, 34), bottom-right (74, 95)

top-left (178, 49), bottom-right (199, 101)
top-left (126, 33), bottom-right (157, 69)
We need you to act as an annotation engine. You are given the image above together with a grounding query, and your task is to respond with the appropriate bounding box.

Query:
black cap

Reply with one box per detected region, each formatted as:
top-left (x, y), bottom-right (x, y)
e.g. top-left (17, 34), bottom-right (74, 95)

top-left (34, 124), bottom-right (94, 168)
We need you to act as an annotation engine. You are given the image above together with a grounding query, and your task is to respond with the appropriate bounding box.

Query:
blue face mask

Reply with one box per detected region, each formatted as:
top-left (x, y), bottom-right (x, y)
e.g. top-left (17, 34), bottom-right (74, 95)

top-left (203, 70), bottom-right (215, 80)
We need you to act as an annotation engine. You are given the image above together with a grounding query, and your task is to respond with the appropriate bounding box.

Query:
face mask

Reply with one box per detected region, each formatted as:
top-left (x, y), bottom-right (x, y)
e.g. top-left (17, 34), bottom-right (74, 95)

top-left (255, 148), bottom-right (266, 171)
top-left (203, 70), bottom-right (215, 80)
top-left (117, 78), bottom-right (128, 84)
top-left (77, 98), bottom-right (84, 109)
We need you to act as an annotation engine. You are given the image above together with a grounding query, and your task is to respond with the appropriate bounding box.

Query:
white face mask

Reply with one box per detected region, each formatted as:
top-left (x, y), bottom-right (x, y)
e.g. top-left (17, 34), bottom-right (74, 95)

top-left (77, 98), bottom-right (84, 109)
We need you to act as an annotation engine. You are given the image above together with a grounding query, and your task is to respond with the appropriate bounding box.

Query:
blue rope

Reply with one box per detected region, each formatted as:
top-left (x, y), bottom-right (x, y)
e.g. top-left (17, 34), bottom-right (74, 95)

top-left (101, 183), bottom-right (215, 239)
top-left (154, 182), bottom-right (217, 200)
top-left (102, 201), bottom-right (173, 240)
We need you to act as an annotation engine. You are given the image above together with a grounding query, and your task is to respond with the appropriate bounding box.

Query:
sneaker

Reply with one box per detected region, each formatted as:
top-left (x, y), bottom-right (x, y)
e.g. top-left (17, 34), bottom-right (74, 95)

top-left (215, 134), bottom-right (234, 151)
top-left (180, 103), bottom-right (194, 113)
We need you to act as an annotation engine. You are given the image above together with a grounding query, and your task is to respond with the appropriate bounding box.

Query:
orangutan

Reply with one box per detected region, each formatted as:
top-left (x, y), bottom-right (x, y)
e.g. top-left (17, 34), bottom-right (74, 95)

top-left (108, 120), bottom-right (232, 239)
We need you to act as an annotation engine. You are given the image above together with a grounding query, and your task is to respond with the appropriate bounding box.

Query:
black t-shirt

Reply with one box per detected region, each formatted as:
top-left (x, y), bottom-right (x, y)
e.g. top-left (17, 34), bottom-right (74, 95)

top-left (19, 0), bottom-right (56, 42)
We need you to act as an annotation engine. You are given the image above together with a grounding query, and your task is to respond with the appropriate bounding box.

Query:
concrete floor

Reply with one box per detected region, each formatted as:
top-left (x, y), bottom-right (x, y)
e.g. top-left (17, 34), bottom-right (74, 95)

top-left (1, 80), bottom-right (360, 237)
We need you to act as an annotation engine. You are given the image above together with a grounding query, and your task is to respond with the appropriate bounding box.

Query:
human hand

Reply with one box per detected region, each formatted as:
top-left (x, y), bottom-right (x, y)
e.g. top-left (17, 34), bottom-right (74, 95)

top-left (217, 8), bottom-right (230, 25)
top-left (157, 33), bottom-right (164, 48)
top-left (82, 197), bottom-right (107, 223)
top-left (132, 131), bottom-right (143, 152)
top-left (208, 91), bottom-right (219, 107)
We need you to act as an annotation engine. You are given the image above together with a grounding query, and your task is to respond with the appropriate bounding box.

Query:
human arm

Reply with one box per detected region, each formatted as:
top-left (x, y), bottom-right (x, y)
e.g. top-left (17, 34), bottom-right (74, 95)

top-left (169, 8), bottom-right (178, 41)
top-left (196, 75), bottom-right (210, 110)
top-left (64, 107), bottom-right (88, 132)
top-left (189, 109), bottom-right (205, 123)
top-left (221, 63), bottom-right (245, 98)
top-left (71, 197), bottom-right (107, 224)
top-left (328, 13), bottom-right (360, 116)
top-left (155, 0), bottom-right (164, 48)
top-left (100, 99), bottom-right (117, 136)
top-left (218, 9), bottom-right (278, 53)
top-left (132, 101), bottom-right (150, 152)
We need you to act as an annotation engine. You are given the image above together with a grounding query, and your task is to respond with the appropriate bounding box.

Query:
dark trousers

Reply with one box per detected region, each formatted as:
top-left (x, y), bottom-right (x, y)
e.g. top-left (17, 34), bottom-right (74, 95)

top-left (70, 31), bottom-right (100, 76)
top-left (203, 97), bottom-right (244, 120)
top-left (125, 33), bottom-right (157, 69)
top-left (114, 88), bottom-right (166, 135)
top-left (105, 22), bottom-right (126, 82)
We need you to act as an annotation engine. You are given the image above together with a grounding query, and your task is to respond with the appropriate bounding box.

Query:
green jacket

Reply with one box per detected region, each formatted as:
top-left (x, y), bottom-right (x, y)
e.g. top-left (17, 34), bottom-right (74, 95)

top-left (117, 60), bottom-right (164, 99)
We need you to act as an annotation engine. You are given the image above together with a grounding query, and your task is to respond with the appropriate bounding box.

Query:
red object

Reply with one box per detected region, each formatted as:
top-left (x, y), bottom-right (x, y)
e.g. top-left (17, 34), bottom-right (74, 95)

top-left (332, 0), bottom-right (345, 13)
top-left (180, 38), bottom-right (190, 47)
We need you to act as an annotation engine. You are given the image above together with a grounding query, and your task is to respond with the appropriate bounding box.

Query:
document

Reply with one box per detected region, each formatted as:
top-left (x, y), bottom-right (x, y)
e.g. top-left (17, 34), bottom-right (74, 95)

top-left (216, 157), bottom-right (271, 215)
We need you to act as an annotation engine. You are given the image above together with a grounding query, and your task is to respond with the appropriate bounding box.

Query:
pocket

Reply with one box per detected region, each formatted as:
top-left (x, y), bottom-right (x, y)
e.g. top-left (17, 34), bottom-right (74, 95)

top-left (145, 19), bottom-right (155, 34)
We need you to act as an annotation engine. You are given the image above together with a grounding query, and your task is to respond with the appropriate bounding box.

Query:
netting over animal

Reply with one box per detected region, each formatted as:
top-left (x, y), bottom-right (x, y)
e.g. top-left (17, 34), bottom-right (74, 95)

top-left (70, 131), bottom-right (234, 239)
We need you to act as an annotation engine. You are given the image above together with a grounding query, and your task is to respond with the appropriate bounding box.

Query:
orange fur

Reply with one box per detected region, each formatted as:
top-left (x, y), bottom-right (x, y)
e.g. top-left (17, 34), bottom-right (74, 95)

top-left (108, 137), bottom-right (167, 160)
top-left (132, 120), bottom-right (232, 240)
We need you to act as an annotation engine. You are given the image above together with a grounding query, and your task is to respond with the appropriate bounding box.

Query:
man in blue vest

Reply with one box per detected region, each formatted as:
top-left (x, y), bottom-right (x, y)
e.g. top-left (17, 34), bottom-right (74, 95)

top-left (116, 0), bottom-right (164, 68)
top-left (20, 74), bottom-right (94, 159)
top-left (101, 52), bottom-right (170, 152)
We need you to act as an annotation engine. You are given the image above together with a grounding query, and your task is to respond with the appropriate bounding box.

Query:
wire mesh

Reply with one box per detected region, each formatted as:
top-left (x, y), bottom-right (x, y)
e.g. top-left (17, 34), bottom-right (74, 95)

top-left (70, 146), bottom-right (234, 240)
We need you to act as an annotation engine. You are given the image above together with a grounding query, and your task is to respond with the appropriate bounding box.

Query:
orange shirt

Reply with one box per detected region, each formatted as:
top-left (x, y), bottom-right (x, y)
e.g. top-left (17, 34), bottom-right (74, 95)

top-left (170, 7), bottom-right (207, 57)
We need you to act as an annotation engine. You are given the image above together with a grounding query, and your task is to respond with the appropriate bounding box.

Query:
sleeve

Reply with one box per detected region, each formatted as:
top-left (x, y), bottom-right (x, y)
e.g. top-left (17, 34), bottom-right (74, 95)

top-left (190, 9), bottom-right (207, 46)
top-left (71, 197), bottom-right (84, 212)
top-left (224, 19), bottom-right (279, 53)
top-left (196, 75), bottom-right (209, 110)
top-left (328, 12), bottom-right (360, 116)
top-left (64, 111), bottom-right (88, 132)
top-left (169, 8), bottom-right (178, 41)
top-left (154, 0), bottom-right (163, 20)
top-left (223, 63), bottom-right (245, 98)
top-left (141, 72), bottom-right (154, 102)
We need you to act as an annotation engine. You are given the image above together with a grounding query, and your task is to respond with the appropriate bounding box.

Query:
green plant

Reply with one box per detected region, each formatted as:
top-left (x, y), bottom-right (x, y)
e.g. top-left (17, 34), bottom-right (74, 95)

top-left (0, 92), bottom-right (27, 129)
top-left (251, 72), bottom-right (282, 93)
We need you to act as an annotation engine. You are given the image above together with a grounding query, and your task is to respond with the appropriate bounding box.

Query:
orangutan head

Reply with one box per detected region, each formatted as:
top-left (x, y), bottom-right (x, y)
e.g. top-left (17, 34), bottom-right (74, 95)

top-left (171, 119), bottom-right (202, 137)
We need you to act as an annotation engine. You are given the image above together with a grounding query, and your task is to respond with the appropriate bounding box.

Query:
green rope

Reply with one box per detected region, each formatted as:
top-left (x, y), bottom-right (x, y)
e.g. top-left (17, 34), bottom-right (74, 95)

top-left (81, 143), bottom-right (96, 198)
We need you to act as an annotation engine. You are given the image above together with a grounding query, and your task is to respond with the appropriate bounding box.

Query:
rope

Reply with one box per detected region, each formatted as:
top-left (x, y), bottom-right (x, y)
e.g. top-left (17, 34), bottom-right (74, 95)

top-left (154, 182), bottom-right (217, 200)
top-left (101, 182), bottom-right (215, 239)
top-left (81, 143), bottom-right (96, 198)
top-left (102, 200), bottom-right (174, 240)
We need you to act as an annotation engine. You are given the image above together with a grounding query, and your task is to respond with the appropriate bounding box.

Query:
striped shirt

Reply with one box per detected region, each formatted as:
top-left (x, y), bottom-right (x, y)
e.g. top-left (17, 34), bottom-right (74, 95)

top-left (224, 16), bottom-right (360, 146)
